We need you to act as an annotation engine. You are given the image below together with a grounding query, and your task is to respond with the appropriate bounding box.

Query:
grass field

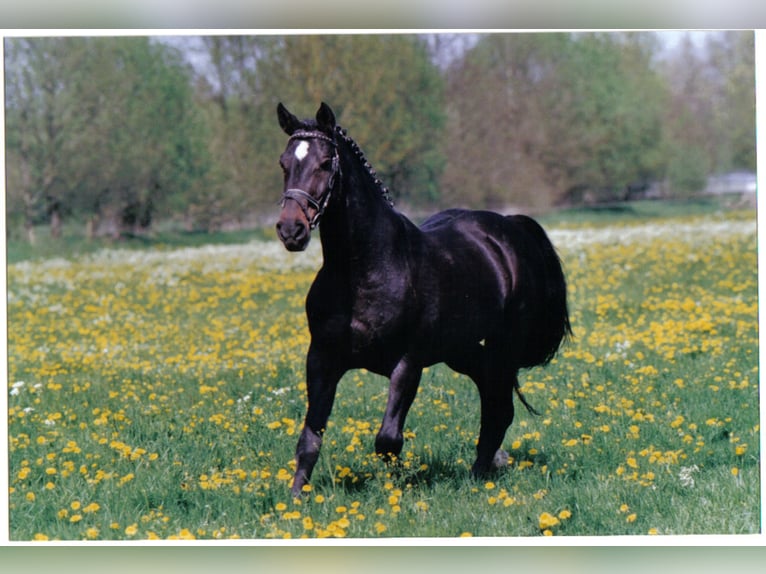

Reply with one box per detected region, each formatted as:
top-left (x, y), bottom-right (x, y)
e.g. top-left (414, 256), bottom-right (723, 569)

top-left (6, 205), bottom-right (760, 540)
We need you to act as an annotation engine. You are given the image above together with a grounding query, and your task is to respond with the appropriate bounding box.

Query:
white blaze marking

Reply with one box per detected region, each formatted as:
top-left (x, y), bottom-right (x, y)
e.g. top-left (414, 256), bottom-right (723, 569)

top-left (295, 141), bottom-right (310, 161)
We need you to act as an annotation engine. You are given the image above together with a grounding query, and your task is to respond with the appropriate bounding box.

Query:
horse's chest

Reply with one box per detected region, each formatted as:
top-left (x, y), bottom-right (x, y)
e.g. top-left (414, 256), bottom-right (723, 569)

top-left (349, 290), bottom-right (404, 349)
top-left (306, 275), bottom-right (406, 352)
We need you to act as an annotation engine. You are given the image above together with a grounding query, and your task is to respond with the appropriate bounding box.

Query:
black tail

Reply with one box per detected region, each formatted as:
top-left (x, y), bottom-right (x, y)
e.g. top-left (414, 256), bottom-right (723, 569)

top-left (507, 214), bottom-right (572, 370)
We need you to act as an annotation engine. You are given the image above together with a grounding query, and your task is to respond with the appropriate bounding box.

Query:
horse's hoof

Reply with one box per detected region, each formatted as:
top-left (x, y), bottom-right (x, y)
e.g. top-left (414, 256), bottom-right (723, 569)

top-left (491, 449), bottom-right (509, 470)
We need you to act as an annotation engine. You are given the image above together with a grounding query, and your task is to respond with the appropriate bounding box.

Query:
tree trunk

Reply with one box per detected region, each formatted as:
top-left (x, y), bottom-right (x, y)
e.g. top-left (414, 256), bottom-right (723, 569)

top-left (50, 208), bottom-right (62, 239)
top-left (24, 219), bottom-right (36, 245)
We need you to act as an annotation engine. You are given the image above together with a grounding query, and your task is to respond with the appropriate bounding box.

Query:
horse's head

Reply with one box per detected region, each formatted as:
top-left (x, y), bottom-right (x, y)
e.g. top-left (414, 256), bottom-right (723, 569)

top-left (276, 102), bottom-right (340, 251)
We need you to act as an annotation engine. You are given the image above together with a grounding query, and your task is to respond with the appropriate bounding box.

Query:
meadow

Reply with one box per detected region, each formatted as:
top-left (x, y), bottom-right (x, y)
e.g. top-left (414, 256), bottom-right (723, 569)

top-left (6, 206), bottom-right (760, 540)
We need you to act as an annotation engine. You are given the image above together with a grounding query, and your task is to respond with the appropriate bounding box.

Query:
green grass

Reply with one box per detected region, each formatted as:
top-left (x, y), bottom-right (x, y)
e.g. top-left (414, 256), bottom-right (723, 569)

top-left (5, 196), bottom-right (731, 265)
top-left (5, 222), bottom-right (273, 265)
top-left (6, 205), bottom-right (759, 540)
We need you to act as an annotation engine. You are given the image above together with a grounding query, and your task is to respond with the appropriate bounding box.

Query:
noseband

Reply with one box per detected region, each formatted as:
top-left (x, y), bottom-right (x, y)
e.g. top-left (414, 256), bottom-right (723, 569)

top-left (281, 130), bottom-right (340, 230)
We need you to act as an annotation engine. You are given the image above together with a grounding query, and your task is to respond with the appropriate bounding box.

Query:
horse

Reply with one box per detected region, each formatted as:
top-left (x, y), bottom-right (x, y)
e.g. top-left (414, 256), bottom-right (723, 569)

top-left (275, 102), bottom-right (571, 497)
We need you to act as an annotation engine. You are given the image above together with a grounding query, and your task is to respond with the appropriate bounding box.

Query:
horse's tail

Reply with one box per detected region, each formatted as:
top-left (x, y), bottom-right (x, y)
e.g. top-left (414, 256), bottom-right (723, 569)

top-left (507, 214), bottom-right (572, 371)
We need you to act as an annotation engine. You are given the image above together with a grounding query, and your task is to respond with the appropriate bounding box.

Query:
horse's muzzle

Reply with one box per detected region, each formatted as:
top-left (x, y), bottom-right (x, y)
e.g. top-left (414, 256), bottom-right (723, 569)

top-left (276, 217), bottom-right (310, 251)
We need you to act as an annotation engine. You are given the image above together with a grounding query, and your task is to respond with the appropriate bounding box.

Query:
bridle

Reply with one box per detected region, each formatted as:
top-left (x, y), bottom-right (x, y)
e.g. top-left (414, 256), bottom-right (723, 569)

top-left (280, 130), bottom-right (341, 230)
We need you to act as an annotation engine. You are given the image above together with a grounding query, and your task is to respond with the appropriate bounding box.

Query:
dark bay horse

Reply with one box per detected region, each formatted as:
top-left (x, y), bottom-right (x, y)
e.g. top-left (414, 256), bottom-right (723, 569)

top-left (276, 102), bottom-right (571, 496)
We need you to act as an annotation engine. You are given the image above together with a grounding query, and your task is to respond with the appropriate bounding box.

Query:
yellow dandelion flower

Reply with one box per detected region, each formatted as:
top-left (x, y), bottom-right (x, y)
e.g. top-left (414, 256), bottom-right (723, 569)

top-left (735, 444), bottom-right (748, 456)
top-left (538, 512), bottom-right (560, 530)
top-left (33, 533), bottom-right (49, 541)
top-left (83, 502), bottom-right (100, 513)
top-left (459, 532), bottom-right (473, 537)
top-left (125, 523), bottom-right (139, 536)
top-left (626, 513), bottom-right (637, 523)
top-left (558, 509), bottom-right (572, 520)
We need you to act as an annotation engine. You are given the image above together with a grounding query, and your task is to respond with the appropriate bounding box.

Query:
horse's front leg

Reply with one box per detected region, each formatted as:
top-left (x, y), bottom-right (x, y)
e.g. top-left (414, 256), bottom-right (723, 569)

top-left (292, 343), bottom-right (345, 497)
top-left (375, 356), bottom-right (423, 461)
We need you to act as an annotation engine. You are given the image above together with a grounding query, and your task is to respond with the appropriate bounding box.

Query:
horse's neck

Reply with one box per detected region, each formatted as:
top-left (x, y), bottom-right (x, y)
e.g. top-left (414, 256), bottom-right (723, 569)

top-left (318, 167), bottom-right (406, 274)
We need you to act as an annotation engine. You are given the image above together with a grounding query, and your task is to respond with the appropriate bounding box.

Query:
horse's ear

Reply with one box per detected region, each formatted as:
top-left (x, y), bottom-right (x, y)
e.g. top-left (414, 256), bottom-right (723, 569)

top-left (316, 102), bottom-right (336, 133)
top-left (277, 102), bottom-right (301, 135)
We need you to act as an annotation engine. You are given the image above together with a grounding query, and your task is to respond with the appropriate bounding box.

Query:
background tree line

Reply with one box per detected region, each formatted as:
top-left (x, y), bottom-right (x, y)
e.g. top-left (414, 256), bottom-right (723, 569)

top-left (4, 31), bottom-right (756, 241)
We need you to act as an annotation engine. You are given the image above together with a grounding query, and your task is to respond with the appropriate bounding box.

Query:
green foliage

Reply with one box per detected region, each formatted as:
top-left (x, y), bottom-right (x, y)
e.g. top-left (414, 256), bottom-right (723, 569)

top-left (442, 33), bottom-right (668, 208)
top-left (5, 37), bottom-right (211, 236)
top-left (249, 35), bottom-right (446, 205)
top-left (658, 31), bottom-right (756, 193)
top-left (4, 32), bottom-right (757, 236)
top-left (666, 145), bottom-right (709, 195)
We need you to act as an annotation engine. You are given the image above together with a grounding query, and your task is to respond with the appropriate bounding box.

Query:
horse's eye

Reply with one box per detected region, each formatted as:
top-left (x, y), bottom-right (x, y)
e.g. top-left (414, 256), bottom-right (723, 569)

top-left (320, 159), bottom-right (334, 171)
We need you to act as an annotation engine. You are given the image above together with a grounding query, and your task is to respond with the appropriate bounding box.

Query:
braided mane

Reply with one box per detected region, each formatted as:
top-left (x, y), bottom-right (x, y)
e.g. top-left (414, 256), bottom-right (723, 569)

top-left (334, 125), bottom-right (394, 207)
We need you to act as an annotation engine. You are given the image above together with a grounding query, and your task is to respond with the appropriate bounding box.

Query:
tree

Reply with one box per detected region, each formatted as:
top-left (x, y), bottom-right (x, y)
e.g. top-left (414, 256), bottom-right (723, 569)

top-left (5, 38), bottom-right (82, 240)
top-left (188, 36), bottom-right (284, 228)
top-left (442, 32), bottom-right (667, 209)
top-left (198, 34), bottom-right (446, 211)
top-left (658, 31), bottom-right (755, 195)
top-left (5, 37), bottom-right (212, 239)
top-left (705, 31), bottom-right (756, 172)
top-left (67, 37), bottom-right (212, 236)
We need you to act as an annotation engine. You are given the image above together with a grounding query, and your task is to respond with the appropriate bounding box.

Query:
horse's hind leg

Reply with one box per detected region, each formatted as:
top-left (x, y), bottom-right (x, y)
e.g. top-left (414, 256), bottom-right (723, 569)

top-left (375, 356), bottom-right (423, 461)
top-left (447, 349), bottom-right (516, 476)
top-left (472, 368), bottom-right (516, 476)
